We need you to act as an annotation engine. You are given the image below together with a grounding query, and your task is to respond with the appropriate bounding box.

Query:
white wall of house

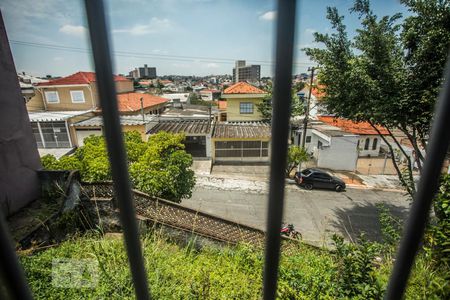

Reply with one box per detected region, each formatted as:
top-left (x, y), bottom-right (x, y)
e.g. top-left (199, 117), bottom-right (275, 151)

top-left (206, 135), bottom-right (212, 158)
top-left (358, 135), bottom-right (381, 157)
top-left (75, 129), bottom-right (102, 146)
top-left (317, 135), bottom-right (359, 171)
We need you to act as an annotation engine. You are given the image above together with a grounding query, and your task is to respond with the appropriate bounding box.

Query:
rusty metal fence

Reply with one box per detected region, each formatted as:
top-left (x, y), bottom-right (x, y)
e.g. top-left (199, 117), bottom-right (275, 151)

top-left (82, 182), bottom-right (266, 246)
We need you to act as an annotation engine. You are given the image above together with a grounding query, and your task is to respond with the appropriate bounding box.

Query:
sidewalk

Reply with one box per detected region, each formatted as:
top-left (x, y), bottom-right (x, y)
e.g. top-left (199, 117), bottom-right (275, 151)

top-left (193, 164), bottom-right (408, 192)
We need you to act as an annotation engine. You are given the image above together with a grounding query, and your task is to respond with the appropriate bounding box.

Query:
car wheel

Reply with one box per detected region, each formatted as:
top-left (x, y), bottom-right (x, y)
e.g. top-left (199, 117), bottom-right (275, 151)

top-left (335, 185), bottom-right (343, 192)
top-left (304, 183), bottom-right (313, 190)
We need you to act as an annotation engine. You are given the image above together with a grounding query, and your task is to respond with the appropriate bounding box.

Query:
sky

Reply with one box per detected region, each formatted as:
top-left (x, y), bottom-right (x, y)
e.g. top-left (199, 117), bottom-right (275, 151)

top-left (1, 0), bottom-right (410, 78)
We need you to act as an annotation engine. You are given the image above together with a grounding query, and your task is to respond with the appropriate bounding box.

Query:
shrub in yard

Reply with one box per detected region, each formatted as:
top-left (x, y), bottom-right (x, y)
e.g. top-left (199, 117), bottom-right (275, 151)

top-left (41, 131), bottom-right (195, 202)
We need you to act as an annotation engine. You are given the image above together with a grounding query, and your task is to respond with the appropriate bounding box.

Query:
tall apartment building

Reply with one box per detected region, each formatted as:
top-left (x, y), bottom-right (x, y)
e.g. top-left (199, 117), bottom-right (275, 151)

top-left (232, 60), bottom-right (261, 83)
top-left (129, 64), bottom-right (157, 79)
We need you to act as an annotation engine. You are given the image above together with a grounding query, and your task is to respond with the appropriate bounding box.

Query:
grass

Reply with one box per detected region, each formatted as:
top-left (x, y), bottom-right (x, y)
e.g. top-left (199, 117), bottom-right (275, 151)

top-left (19, 231), bottom-right (449, 299)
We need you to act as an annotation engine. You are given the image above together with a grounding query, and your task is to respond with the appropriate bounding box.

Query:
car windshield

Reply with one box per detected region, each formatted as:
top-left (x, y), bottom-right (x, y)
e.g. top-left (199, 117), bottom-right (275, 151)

top-left (301, 169), bottom-right (312, 176)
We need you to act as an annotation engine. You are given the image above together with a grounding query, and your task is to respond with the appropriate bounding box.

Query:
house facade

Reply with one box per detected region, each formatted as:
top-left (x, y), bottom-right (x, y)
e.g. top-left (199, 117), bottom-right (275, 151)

top-left (220, 82), bottom-right (267, 122)
top-left (25, 71), bottom-right (168, 150)
top-left (29, 71), bottom-right (133, 112)
top-left (209, 82), bottom-right (270, 162)
top-left (318, 116), bottom-right (388, 157)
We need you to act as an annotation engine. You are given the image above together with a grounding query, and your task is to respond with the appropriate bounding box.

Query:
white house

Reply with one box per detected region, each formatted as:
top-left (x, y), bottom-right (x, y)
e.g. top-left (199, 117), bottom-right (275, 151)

top-left (293, 120), bottom-right (359, 171)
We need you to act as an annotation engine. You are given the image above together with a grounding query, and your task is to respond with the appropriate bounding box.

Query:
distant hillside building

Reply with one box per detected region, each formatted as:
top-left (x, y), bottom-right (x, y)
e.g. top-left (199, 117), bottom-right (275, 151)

top-left (232, 60), bottom-right (260, 83)
top-left (129, 64), bottom-right (157, 79)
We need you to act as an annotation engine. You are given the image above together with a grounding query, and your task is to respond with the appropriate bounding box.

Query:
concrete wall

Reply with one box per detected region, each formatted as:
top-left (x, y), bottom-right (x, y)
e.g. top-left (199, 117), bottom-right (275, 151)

top-left (122, 124), bottom-right (147, 141)
top-left (26, 90), bottom-right (45, 111)
top-left (0, 13), bottom-right (42, 216)
top-left (226, 98), bottom-right (263, 121)
top-left (74, 124), bottom-right (147, 146)
top-left (75, 128), bottom-right (103, 146)
top-left (115, 80), bottom-right (134, 93)
top-left (317, 136), bottom-right (359, 171)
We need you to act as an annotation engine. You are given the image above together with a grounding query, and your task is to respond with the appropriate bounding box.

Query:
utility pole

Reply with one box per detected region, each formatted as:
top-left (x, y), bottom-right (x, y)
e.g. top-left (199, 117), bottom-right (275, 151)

top-left (140, 97), bottom-right (145, 122)
top-left (297, 67), bottom-right (315, 173)
top-left (300, 67), bottom-right (315, 148)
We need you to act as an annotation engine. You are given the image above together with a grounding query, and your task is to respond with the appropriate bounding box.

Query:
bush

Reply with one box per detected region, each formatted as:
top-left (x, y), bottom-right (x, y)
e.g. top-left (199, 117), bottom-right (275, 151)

top-left (41, 131), bottom-right (195, 202)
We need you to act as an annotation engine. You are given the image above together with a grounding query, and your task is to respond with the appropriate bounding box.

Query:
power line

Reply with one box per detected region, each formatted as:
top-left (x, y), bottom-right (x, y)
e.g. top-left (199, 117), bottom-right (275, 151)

top-left (10, 40), bottom-right (315, 67)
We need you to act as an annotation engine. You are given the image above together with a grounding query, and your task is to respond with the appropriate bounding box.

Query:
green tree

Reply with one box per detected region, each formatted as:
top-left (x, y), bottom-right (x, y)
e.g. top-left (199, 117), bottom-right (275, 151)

top-left (41, 131), bottom-right (196, 202)
top-left (256, 83), bottom-right (306, 121)
top-left (304, 0), bottom-right (450, 197)
top-left (285, 146), bottom-right (309, 177)
top-left (129, 132), bottom-right (195, 202)
top-left (425, 174), bottom-right (450, 268)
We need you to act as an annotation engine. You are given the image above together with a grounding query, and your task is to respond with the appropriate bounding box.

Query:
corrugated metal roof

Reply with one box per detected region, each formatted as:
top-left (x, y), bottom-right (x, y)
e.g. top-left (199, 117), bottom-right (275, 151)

top-left (74, 115), bottom-right (155, 127)
top-left (213, 122), bottom-right (271, 139)
top-left (28, 110), bottom-right (93, 122)
top-left (147, 119), bottom-right (212, 135)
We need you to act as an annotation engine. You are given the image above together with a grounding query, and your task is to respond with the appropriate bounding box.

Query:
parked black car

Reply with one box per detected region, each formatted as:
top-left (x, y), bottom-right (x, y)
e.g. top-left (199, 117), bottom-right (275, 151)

top-left (294, 168), bottom-right (346, 192)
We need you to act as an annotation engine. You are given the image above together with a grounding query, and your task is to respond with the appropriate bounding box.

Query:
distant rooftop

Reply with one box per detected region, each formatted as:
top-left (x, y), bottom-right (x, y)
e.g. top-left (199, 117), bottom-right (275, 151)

top-left (147, 119), bottom-right (211, 135)
top-left (73, 115), bottom-right (155, 127)
top-left (115, 92), bottom-right (168, 112)
top-left (28, 110), bottom-right (93, 122)
top-left (223, 82), bottom-right (266, 94)
top-left (213, 122), bottom-right (271, 139)
top-left (318, 116), bottom-right (389, 135)
top-left (36, 71), bottom-right (129, 86)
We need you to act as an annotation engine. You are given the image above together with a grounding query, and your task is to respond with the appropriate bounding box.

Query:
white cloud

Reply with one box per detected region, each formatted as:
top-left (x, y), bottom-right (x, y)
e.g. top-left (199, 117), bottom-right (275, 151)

top-left (305, 28), bottom-right (317, 35)
top-left (53, 56), bottom-right (63, 62)
top-left (205, 63), bottom-right (219, 68)
top-left (259, 11), bottom-right (276, 21)
top-left (59, 25), bottom-right (87, 37)
top-left (113, 18), bottom-right (172, 35)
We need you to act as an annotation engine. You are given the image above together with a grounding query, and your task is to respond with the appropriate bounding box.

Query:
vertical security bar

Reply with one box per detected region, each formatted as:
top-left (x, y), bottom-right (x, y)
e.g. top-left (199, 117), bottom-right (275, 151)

top-left (385, 55), bottom-right (450, 299)
top-left (263, 0), bottom-right (297, 299)
top-left (83, 1), bottom-right (150, 299)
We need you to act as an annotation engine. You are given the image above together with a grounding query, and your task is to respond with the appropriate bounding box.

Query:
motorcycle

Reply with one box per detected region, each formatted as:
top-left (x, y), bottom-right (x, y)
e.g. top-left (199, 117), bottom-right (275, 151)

top-left (280, 223), bottom-right (302, 240)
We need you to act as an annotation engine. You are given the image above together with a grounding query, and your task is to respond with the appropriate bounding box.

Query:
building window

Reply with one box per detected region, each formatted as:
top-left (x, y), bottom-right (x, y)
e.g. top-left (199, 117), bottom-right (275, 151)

top-left (318, 140), bottom-right (323, 149)
top-left (70, 90), bottom-right (85, 103)
top-left (364, 137), bottom-right (370, 150)
top-left (306, 136), bottom-right (311, 143)
top-left (45, 91), bottom-right (59, 103)
top-left (239, 102), bottom-right (254, 114)
top-left (372, 138), bottom-right (378, 150)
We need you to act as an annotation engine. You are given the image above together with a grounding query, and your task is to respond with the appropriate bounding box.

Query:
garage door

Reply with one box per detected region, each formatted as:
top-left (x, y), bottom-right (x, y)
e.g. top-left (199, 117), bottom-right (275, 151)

top-left (215, 141), bottom-right (269, 160)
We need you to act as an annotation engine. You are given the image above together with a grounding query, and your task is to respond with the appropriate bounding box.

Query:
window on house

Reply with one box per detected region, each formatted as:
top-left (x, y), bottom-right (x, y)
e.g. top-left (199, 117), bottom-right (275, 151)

top-left (364, 137), bottom-right (370, 150)
top-left (70, 90), bottom-right (85, 103)
top-left (372, 138), bottom-right (378, 150)
top-left (306, 136), bottom-right (311, 143)
top-left (44, 91), bottom-right (59, 103)
top-left (318, 140), bottom-right (323, 149)
top-left (239, 102), bottom-right (253, 114)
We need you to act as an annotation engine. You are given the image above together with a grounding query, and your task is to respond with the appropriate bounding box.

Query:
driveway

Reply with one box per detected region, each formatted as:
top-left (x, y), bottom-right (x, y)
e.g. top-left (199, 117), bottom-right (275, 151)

top-left (183, 184), bottom-right (409, 247)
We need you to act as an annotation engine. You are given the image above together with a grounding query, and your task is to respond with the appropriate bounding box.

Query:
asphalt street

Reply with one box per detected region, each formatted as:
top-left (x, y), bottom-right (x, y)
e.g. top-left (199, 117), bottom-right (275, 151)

top-left (183, 186), bottom-right (409, 246)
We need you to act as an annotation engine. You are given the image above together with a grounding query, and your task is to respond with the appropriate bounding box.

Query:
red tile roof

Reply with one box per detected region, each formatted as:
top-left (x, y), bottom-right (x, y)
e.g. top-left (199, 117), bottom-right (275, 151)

top-left (311, 85), bottom-right (326, 99)
top-left (36, 71), bottom-right (129, 86)
top-left (223, 82), bottom-right (266, 94)
top-left (318, 116), bottom-right (389, 135)
top-left (116, 93), bottom-right (168, 112)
